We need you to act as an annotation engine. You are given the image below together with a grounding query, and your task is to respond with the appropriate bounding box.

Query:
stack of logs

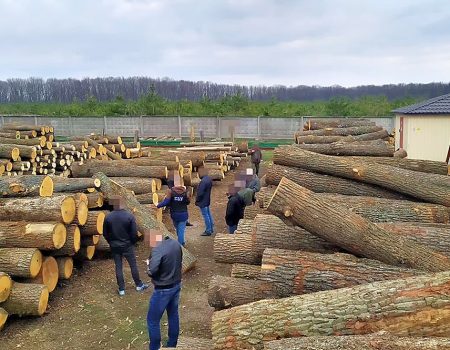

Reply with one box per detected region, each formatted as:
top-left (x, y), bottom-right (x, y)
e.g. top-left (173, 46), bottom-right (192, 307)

top-left (210, 121), bottom-right (450, 349)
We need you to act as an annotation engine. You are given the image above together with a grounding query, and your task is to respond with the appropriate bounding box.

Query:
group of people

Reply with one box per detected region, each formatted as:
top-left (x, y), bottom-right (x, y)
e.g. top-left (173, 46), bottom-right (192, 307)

top-left (102, 145), bottom-right (262, 349)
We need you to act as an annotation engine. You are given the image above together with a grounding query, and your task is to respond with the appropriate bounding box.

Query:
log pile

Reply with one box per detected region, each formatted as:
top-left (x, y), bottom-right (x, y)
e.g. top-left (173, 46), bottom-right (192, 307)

top-left (210, 124), bottom-right (450, 349)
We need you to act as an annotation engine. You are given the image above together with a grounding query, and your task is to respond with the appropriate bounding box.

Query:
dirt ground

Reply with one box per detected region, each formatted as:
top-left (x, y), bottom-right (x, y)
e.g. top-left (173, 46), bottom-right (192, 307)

top-left (1, 159), bottom-right (266, 350)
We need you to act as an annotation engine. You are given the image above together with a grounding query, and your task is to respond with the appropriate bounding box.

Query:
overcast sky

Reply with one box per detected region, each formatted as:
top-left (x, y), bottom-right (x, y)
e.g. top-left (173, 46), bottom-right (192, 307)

top-left (0, 0), bottom-right (449, 87)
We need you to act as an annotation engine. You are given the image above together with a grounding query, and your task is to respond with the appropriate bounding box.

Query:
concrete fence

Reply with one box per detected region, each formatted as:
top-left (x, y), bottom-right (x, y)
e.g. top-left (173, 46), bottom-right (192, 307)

top-left (0, 115), bottom-right (394, 139)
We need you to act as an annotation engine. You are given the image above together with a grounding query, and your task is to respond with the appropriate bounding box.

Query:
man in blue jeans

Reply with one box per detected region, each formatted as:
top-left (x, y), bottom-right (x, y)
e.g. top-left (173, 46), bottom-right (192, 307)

top-left (147, 230), bottom-right (183, 350)
top-left (196, 167), bottom-right (214, 236)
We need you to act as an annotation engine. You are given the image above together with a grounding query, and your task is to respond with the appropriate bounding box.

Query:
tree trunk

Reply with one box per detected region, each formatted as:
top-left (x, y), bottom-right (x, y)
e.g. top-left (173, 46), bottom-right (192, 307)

top-left (208, 275), bottom-right (274, 310)
top-left (256, 186), bottom-right (278, 208)
top-left (83, 137), bottom-right (121, 160)
top-left (55, 257), bottom-right (73, 279)
top-left (71, 161), bottom-right (168, 179)
top-left (96, 173), bottom-right (197, 273)
top-left (0, 159), bottom-right (13, 172)
top-left (80, 211), bottom-right (106, 235)
top-left (0, 272), bottom-right (12, 302)
top-left (243, 205), bottom-right (266, 220)
top-left (304, 118), bottom-right (376, 130)
top-left (261, 249), bottom-right (420, 297)
top-left (236, 219), bottom-right (255, 234)
top-left (159, 150), bottom-right (206, 167)
top-left (103, 158), bottom-right (181, 170)
top-left (14, 145), bottom-right (38, 159)
top-left (141, 205), bottom-right (163, 223)
top-left (214, 234), bottom-right (259, 264)
top-left (0, 130), bottom-right (20, 138)
top-left (209, 169), bottom-right (225, 180)
top-left (161, 337), bottom-right (214, 350)
top-left (0, 194), bottom-right (77, 224)
top-left (297, 125), bottom-right (382, 137)
top-left (25, 256), bottom-right (59, 293)
top-left (212, 271), bottom-right (450, 349)
top-left (296, 130), bottom-right (388, 144)
top-left (52, 177), bottom-right (101, 193)
top-left (108, 177), bottom-right (157, 194)
top-left (81, 235), bottom-right (99, 246)
top-left (292, 140), bottom-right (394, 157)
top-left (266, 164), bottom-right (407, 199)
top-left (264, 335), bottom-right (450, 350)
top-left (0, 175), bottom-right (53, 197)
top-left (0, 248), bottom-right (42, 278)
top-left (0, 307), bottom-right (7, 330)
top-left (0, 222), bottom-right (66, 250)
top-left (95, 235), bottom-right (110, 252)
top-left (273, 146), bottom-right (450, 206)
top-left (231, 264), bottom-right (261, 280)
top-left (0, 144), bottom-right (20, 161)
top-left (0, 136), bottom-right (46, 147)
top-left (75, 246), bottom-right (96, 261)
top-left (86, 191), bottom-right (104, 208)
top-left (2, 282), bottom-right (49, 316)
top-left (346, 156), bottom-right (449, 175)
top-left (1, 123), bottom-right (45, 132)
top-left (267, 178), bottom-right (450, 271)
top-left (50, 225), bottom-right (81, 256)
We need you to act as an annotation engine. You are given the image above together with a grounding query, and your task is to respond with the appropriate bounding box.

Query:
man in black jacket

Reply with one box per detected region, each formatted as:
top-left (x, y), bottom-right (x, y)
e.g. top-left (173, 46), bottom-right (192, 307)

top-left (196, 167), bottom-right (214, 236)
top-left (103, 196), bottom-right (148, 296)
top-left (225, 188), bottom-right (254, 234)
top-left (147, 230), bottom-right (183, 350)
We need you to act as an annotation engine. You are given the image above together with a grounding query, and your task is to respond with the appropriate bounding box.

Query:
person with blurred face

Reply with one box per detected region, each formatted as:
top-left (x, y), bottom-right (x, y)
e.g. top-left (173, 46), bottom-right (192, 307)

top-left (196, 167), bottom-right (214, 236)
top-left (103, 196), bottom-right (148, 296)
top-left (225, 188), bottom-right (255, 234)
top-left (146, 230), bottom-right (183, 350)
top-left (249, 144), bottom-right (262, 176)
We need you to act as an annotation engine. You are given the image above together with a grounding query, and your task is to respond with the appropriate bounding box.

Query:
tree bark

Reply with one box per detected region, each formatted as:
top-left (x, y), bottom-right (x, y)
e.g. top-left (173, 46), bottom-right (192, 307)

top-left (208, 275), bottom-right (274, 310)
top-left (267, 178), bottom-right (450, 271)
top-left (273, 146), bottom-right (450, 206)
top-left (81, 235), bottom-right (99, 246)
top-left (235, 219), bottom-right (255, 234)
top-left (303, 118), bottom-right (376, 130)
top-left (100, 158), bottom-right (181, 170)
top-left (297, 125), bottom-right (382, 137)
top-left (266, 164), bottom-right (407, 199)
top-left (243, 205), bottom-right (266, 220)
top-left (230, 264), bottom-right (261, 280)
top-left (86, 191), bottom-right (104, 208)
top-left (208, 169), bottom-right (225, 180)
top-left (80, 211), bottom-right (106, 235)
top-left (0, 136), bottom-right (46, 147)
top-left (292, 140), bottom-right (394, 157)
top-left (296, 130), bottom-right (388, 144)
top-left (0, 272), bottom-right (12, 302)
top-left (25, 256), bottom-right (59, 293)
top-left (71, 161), bottom-right (168, 179)
top-left (0, 222), bottom-right (66, 250)
top-left (0, 144), bottom-right (20, 161)
top-left (0, 194), bottom-right (77, 224)
top-left (96, 173), bottom-right (197, 273)
top-left (135, 192), bottom-right (155, 204)
top-left (256, 186), bottom-right (278, 208)
top-left (108, 177), bottom-right (157, 194)
top-left (261, 249), bottom-right (420, 297)
top-left (55, 257), bottom-right (73, 279)
top-left (0, 175), bottom-right (53, 197)
top-left (50, 225), bottom-right (81, 256)
top-left (0, 248), bottom-right (43, 278)
top-left (214, 234), bottom-right (259, 264)
top-left (75, 246), bottom-right (96, 261)
top-left (1, 282), bottom-right (49, 316)
top-left (95, 235), bottom-right (110, 252)
top-left (264, 335), bottom-right (450, 350)
top-left (212, 271), bottom-right (450, 349)
top-left (52, 177), bottom-right (101, 193)
top-left (0, 307), bottom-right (7, 330)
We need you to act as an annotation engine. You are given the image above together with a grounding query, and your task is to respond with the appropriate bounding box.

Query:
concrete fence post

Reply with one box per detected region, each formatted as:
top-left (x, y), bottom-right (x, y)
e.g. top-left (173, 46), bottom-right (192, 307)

top-left (68, 115), bottom-right (73, 136)
top-left (34, 116), bottom-right (38, 126)
top-left (1, 115), bottom-right (4, 127)
top-left (139, 115), bottom-right (144, 136)
top-left (257, 115), bottom-right (261, 139)
top-left (103, 116), bottom-right (107, 135)
top-left (178, 115), bottom-right (182, 138)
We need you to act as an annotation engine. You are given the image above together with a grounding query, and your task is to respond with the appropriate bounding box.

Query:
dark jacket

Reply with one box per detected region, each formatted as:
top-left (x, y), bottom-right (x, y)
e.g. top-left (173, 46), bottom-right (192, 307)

top-left (157, 186), bottom-right (190, 222)
top-left (148, 237), bottom-right (182, 288)
top-left (247, 176), bottom-right (261, 193)
top-left (103, 209), bottom-right (138, 252)
top-left (250, 148), bottom-right (262, 164)
top-left (195, 175), bottom-right (213, 208)
top-left (225, 194), bottom-right (246, 226)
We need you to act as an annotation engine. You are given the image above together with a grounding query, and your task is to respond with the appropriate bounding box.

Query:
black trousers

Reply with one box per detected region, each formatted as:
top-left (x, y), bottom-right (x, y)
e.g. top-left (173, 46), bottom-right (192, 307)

top-left (112, 245), bottom-right (142, 290)
top-left (253, 162), bottom-right (260, 176)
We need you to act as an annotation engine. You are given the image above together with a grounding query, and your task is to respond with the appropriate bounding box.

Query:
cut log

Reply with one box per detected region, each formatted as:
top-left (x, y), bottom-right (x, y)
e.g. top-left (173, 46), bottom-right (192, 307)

top-left (71, 161), bottom-right (168, 179)
top-left (0, 144), bottom-right (20, 161)
top-left (1, 123), bottom-right (45, 132)
top-left (75, 245), bottom-right (96, 261)
top-left (51, 225), bottom-right (81, 256)
top-left (101, 158), bottom-right (181, 170)
top-left (297, 125), bottom-right (382, 137)
top-left (273, 146), bottom-right (450, 206)
top-left (212, 271), bottom-right (450, 349)
top-left (208, 275), bottom-right (274, 310)
top-left (95, 235), bottom-right (110, 252)
top-left (0, 175), bottom-right (53, 197)
top-left (55, 257), bottom-right (73, 280)
top-left (96, 173), bottom-right (196, 273)
top-left (292, 140), bottom-right (394, 157)
top-left (26, 256), bottom-right (59, 293)
top-left (0, 195), bottom-right (76, 224)
top-left (0, 159), bottom-right (13, 172)
top-left (81, 235), bottom-right (100, 246)
top-left (243, 205), bottom-right (265, 220)
top-left (208, 169), bottom-right (225, 180)
top-left (266, 164), bottom-right (407, 199)
top-left (261, 249), bottom-right (420, 298)
top-left (0, 130), bottom-right (20, 138)
top-left (141, 205), bottom-right (163, 223)
top-left (84, 137), bottom-right (121, 160)
top-left (80, 211), bottom-right (106, 235)
top-left (14, 145), bottom-right (38, 159)
top-left (135, 192), bottom-right (155, 204)
top-left (0, 272), bottom-right (12, 302)
top-left (235, 219), bottom-right (254, 234)
top-left (256, 186), bottom-right (277, 208)
top-left (230, 264), bottom-right (261, 280)
top-left (0, 222), bottom-right (66, 250)
top-left (2, 282), bottom-right (49, 316)
top-left (0, 307), bottom-right (7, 330)
top-left (0, 248), bottom-right (42, 278)
top-left (86, 191), bottom-right (104, 208)
top-left (0, 136), bottom-right (46, 147)
top-left (109, 177), bottom-right (157, 194)
top-left (303, 118), bottom-right (376, 130)
top-left (214, 234), bottom-right (258, 264)
top-left (264, 335), bottom-right (450, 350)
top-left (296, 130), bottom-right (388, 144)
top-left (267, 178), bottom-right (450, 271)
top-left (52, 177), bottom-right (101, 193)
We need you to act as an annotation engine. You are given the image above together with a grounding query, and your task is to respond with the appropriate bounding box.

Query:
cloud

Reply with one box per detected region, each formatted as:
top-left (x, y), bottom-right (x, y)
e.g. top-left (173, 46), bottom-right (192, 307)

top-left (0, 0), bottom-right (449, 86)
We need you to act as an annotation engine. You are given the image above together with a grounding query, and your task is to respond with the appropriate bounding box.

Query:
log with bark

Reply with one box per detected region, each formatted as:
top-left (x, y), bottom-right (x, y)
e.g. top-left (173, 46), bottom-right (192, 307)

top-left (1, 282), bottom-right (49, 316)
top-left (260, 249), bottom-right (420, 297)
top-left (212, 271), bottom-right (450, 349)
top-left (71, 161), bottom-right (168, 179)
top-left (86, 191), bottom-right (104, 208)
top-left (109, 177), bottom-right (157, 194)
top-left (0, 194), bottom-right (77, 224)
top-left (0, 222), bottom-right (66, 250)
top-left (51, 225), bottom-right (81, 256)
top-left (256, 186), bottom-right (277, 208)
top-left (208, 275), bottom-right (274, 310)
top-left (80, 211), bottom-right (106, 235)
top-left (106, 158), bottom-right (181, 170)
top-left (95, 235), bottom-right (110, 253)
top-left (0, 136), bottom-right (46, 147)
top-left (230, 264), bottom-right (261, 280)
top-left (273, 147), bottom-right (450, 206)
top-left (243, 205), bottom-right (266, 220)
top-left (297, 125), bottom-right (382, 137)
top-left (265, 164), bottom-right (407, 199)
top-left (96, 173), bottom-right (197, 273)
top-left (75, 246), bottom-right (96, 261)
top-left (267, 178), bottom-right (450, 271)
top-left (25, 256), bottom-right (59, 293)
top-left (235, 219), bottom-right (254, 234)
top-left (264, 335), bottom-right (450, 350)
top-left (0, 175), bottom-right (53, 197)
top-left (0, 248), bottom-right (43, 278)
top-left (296, 129), bottom-right (389, 144)
top-left (0, 159), bottom-right (13, 172)
top-left (303, 118), bottom-right (376, 130)
top-left (0, 272), bottom-right (12, 302)
top-left (292, 140), bottom-right (394, 157)
top-left (52, 177), bottom-right (101, 193)
top-left (55, 257), bottom-right (73, 280)
top-left (0, 144), bottom-right (20, 161)
top-left (0, 307), bottom-right (7, 330)
top-left (134, 192), bottom-right (154, 204)
top-left (81, 235), bottom-right (100, 246)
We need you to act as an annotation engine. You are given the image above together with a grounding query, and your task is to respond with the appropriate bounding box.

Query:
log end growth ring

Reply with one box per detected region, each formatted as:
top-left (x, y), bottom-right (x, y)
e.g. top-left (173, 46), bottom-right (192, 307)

top-left (0, 274), bottom-right (12, 302)
top-left (85, 246), bottom-right (96, 260)
top-left (73, 226), bottom-right (81, 253)
top-left (11, 147), bottom-right (20, 161)
top-left (37, 286), bottom-right (49, 316)
top-left (0, 308), bottom-right (7, 330)
top-left (41, 257), bottom-right (59, 293)
top-left (96, 212), bottom-right (106, 234)
top-left (152, 193), bottom-right (159, 206)
top-left (61, 196), bottom-right (77, 224)
top-left (39, 176), bottom-right (54, 197)
top-left (93, 178), bottom-right (101, 188)
top-left (60, 258), bottom-right (73, 279)
top-left (76, 201), bottom-right (89, 226)
top-left (53, 223), bottom-right (67, 249)
top-left (30, 250), bottom-right (43, 278)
